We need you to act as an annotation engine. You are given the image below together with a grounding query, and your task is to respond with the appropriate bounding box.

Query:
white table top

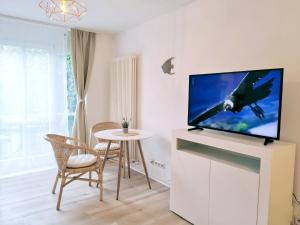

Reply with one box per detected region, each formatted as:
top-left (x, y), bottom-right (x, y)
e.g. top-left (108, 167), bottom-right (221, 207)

top-left (94, 129), bottom-right (153, 141)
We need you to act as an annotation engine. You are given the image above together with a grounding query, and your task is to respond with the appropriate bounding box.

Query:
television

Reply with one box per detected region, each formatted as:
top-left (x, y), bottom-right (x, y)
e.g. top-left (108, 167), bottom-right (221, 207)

top-left (188, 68), bottom-right (283, 141)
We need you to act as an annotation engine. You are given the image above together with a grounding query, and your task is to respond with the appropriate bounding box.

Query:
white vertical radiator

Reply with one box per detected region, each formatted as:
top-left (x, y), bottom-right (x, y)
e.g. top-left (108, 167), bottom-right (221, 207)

top-left (110, 55), bottom-right (138, 162)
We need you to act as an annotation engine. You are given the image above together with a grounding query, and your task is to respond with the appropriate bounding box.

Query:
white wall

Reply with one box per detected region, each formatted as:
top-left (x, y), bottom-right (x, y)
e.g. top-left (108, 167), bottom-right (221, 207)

top-left (86, 34), bottom-right (115, 137)
top-left (115, 0), bottom-right (300, 194)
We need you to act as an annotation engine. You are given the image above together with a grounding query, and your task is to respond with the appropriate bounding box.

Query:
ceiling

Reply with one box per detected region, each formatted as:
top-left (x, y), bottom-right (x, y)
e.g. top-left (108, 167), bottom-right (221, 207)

top-left (0, 0), bottom-right (195, 33)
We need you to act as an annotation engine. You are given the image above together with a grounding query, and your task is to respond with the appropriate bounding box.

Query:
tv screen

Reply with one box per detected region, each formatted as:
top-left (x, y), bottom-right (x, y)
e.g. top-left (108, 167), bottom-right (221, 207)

top-left (188, 68), bottom-right (283, 140)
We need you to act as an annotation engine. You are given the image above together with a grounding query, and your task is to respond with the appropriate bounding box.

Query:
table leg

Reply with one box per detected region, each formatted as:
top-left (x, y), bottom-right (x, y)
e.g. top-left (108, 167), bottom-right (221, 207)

top-left (102, 140), bottom-right (112, 171)
top-left (126, 141), bottom-right (131, 178)
top-left (117, 141), bottom-right (124, 200)
top-left (137, 140), bottom-right (151, 189)
top-left (123, 147), bottom-right (126, 179)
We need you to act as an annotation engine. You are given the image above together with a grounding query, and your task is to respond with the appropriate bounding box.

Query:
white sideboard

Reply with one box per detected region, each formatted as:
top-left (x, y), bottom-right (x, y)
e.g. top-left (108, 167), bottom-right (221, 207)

top-left (170, 129), bottom-right (296, 225)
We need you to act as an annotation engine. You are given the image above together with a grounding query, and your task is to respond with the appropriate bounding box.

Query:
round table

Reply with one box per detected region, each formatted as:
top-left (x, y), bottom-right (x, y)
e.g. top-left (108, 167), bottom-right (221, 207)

top-left (94, 129), bottom-right (153, 200)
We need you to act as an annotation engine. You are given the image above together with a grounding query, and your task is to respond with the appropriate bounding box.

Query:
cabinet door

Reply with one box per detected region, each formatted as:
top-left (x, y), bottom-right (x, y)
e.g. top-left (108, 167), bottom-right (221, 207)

top-left (209, 161), bottom-right (259, 225)
top-left (170, 150), bottom-right (210, 225)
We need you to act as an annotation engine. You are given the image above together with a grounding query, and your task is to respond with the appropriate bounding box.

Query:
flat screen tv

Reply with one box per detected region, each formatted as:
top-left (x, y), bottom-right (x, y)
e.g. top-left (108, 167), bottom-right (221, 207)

top-left (188, 68), bottom-right (283, 141)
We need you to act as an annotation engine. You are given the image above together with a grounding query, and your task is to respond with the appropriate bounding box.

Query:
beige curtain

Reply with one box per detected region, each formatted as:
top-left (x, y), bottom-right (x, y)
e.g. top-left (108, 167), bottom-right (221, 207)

top-left (71, 29), bottom-right (96, 142)
top-left (110, 55), bottom-right (138, 161)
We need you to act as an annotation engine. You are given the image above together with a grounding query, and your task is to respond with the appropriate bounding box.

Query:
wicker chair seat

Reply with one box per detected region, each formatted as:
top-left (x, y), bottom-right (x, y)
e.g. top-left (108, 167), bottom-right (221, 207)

top-left (94, 142), bottom-right (120, 151)
top-left (67, 154), bottom-right (97, 168)
top-left (65, 163), bottom-right (99, 173)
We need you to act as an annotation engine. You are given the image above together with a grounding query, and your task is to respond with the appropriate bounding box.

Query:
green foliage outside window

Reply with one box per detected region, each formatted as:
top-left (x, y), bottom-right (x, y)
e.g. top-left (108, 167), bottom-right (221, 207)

top-left (66, 54), bottom-right (77, 134)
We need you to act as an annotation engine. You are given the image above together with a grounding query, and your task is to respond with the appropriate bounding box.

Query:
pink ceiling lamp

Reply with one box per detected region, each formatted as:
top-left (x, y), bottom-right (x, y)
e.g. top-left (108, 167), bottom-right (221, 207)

top-left (39, 0), bottom-right (87, 22)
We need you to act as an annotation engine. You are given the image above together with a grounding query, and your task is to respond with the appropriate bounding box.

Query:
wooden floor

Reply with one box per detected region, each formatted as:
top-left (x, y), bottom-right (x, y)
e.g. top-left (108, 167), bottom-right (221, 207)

top-left (0, 161), bottom-right (189, 225)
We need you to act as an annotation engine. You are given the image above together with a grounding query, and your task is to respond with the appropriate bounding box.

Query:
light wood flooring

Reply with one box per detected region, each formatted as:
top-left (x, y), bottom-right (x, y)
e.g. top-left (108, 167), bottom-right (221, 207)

top-left (0, 161), bottom-right (189, 225)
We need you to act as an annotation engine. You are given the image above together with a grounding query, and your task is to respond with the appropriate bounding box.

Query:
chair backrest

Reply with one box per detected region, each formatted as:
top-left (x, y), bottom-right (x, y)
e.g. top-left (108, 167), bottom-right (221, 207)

top-left (44, 134), bottom-right (77, 171)
top-left (89, 121), bottom-right (121, 147)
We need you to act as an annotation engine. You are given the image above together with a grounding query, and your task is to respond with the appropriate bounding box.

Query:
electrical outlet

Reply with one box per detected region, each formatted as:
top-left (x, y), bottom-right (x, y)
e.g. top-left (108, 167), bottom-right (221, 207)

top-left (150, 159), bottom-right (166, 169)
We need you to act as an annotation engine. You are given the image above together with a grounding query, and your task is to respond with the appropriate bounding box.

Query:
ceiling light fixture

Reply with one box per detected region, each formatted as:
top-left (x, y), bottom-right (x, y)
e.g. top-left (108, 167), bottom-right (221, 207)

top-left (39, 0), bottom-right (87, 23)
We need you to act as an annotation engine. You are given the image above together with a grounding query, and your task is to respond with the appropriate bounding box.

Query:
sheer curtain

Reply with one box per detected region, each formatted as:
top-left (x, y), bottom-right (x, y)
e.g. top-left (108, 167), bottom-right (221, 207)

top-left (0, 17), bottom-right (69, 177)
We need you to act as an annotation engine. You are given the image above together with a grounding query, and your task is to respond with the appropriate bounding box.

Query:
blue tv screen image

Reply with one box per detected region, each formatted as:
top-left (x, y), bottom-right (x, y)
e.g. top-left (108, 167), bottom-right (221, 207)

top-left (188, 69), bottom-right (283, 139)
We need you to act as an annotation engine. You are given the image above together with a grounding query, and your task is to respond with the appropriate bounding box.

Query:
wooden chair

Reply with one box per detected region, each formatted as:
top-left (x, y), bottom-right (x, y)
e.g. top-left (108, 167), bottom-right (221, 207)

top-left (88, 122), bottom-right (126, 181)
top-left (44, 134), bottom-right (103, 210)
top-left (89, 121), bottom-right (122, 157)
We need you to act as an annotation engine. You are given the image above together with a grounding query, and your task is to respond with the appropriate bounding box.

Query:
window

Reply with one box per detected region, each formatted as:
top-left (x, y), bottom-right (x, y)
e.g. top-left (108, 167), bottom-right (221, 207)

top-left (66, 54), bottom-right (77, 134)
top-left (0, 18), bottom-right (74, 177)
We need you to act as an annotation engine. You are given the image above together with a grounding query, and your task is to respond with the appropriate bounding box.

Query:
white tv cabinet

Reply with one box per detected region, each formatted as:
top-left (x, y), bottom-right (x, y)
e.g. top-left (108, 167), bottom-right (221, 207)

top-left (170, 129), bottom-right (296, 225)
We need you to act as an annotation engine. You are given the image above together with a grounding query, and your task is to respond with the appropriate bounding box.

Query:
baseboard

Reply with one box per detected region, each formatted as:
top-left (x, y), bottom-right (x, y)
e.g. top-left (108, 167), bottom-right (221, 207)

top-left (130, 164), bottom-right (170, 188)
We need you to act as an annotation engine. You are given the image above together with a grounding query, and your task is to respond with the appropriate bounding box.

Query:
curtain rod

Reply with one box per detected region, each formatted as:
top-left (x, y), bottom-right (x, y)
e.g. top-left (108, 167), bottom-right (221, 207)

top-left (0, 14), bottom-right (103, 34)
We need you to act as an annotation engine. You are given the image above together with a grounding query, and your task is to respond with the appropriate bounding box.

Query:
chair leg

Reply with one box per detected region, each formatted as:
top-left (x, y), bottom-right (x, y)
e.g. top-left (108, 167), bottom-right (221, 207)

top-left (52, 171), bottom-right (60, 194)
top-left (56, 175), bottom-right (66, 211)
top-left (102, 140), bottom-right (112, 171)
top-left (89, 171), bottom-right (92, 187)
